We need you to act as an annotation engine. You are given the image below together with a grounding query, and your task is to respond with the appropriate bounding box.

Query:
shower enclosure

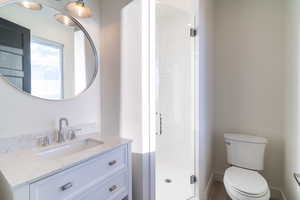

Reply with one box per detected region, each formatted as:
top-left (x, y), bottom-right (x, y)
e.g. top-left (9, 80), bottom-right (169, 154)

top-left (120, 0), bottom-right (197, 199)
top-left (155, 2), bottom-right (196, 200)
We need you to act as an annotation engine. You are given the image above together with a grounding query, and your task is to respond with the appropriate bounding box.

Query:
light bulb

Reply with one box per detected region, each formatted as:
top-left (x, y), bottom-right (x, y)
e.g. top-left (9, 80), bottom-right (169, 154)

top-left (18, 1), bottom-right (42, 10)
top-left (55, 14), bottom-right (76, 27)
top-left (65, 0), bottom-right (92, 18)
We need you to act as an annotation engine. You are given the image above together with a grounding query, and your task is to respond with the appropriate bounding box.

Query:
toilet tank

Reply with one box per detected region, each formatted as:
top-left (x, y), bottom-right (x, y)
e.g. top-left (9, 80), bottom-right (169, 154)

top-left (224, 133), bottom-right (268, 170)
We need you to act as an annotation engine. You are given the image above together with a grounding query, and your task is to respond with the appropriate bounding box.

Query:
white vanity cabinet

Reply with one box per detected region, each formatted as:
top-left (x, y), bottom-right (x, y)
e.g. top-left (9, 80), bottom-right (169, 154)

top-left (12, 144), bottom-right (132, 200)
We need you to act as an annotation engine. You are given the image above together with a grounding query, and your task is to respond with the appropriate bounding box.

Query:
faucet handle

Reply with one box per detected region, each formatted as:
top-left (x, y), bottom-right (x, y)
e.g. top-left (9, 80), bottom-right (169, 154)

top-left (67, 128), bottom-right (81, 140)
top-left (37, 136), bottom-right (50, 147)
top-left (68, 129), bottom-right (77, 140)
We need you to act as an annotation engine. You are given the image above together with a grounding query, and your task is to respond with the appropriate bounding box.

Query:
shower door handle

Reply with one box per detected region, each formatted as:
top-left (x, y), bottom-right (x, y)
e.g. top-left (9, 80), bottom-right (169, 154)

top-left (156, 112), bottom-right (163, 135)
top-left (159, 113), bottom-right (163, 135)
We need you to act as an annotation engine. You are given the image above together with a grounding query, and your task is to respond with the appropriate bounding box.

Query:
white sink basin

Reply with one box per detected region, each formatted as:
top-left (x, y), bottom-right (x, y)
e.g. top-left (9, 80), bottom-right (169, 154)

top-left (36, 139), bottom-right (104, 158)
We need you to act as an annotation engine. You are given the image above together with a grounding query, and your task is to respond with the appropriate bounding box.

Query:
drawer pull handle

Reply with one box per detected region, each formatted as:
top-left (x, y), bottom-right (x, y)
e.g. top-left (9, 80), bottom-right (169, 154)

top-left (109, 160), bottom-right (117, 166)
top-left (109, 185), bottom-right (118, 192)
top-left (60, 182), bottom-right (73, 191)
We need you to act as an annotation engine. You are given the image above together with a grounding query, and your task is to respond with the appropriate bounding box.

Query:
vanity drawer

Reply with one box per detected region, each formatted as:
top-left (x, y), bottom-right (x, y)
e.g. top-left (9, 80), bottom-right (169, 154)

top-left (30, 145), bottom-right (128, 200)
top-left (75, 171), bottom-right (129, 200)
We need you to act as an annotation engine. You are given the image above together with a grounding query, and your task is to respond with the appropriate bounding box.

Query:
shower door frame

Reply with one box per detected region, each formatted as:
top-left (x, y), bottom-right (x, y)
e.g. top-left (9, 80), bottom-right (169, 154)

top-left (147, 0), bottom-right (201, 199)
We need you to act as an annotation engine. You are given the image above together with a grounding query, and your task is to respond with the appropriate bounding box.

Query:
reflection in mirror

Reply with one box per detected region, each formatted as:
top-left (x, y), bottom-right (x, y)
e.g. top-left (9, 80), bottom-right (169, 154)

top-left (0, 2), bottom-right (97, 100)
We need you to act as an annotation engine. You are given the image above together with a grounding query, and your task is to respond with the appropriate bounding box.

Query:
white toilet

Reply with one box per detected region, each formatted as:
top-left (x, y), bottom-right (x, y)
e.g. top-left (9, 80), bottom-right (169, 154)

top-left (223, 133), bottom-right (270, 200)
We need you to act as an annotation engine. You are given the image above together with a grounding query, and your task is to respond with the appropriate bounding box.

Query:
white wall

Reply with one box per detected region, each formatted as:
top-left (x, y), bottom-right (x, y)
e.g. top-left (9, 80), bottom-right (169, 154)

top-left (120, 2), bottom-right (145, 199)
top-left (120, 0), bottom-right (143, 154)
top-left (99, 0), bottom-right (132, 136)
top-left (283, 0), bottom-right (300, 199)
top-left (99, 1), bottom-right (150, 200)
top-left (157, 0), bottom-right (193, 14)
top-left (197, 0), bottom-right (214, 199)
top-left (214, 0), bottom-right (284, 189)
top-left (0, 0), bottom-right (101, 138)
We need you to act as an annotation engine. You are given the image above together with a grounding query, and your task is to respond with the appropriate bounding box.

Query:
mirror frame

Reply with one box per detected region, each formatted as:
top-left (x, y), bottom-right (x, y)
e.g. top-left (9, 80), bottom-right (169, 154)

top-left (0, 0), bottom-right (99, 101)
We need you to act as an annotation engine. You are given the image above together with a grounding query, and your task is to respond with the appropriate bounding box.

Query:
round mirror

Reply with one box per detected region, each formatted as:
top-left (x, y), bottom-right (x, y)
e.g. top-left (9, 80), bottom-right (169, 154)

top-left (0, 1), bottom-right (98, 100)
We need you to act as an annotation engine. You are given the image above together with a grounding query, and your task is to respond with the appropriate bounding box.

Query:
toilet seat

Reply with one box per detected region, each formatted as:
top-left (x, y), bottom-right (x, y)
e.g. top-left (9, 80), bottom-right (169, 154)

top-left (224, 167), bottom-right (270, 200)
top-left (225, 184), bottom-right (270, 200)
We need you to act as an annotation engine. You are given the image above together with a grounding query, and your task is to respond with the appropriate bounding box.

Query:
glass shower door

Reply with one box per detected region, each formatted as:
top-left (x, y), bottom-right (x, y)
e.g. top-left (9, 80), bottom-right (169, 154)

top-left (155, 3), bottom-right (196, 200)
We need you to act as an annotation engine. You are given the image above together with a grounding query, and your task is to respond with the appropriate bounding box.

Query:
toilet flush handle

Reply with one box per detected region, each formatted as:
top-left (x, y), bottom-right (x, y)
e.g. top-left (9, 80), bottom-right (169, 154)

top-left (294, 173), bottom-right (300, 186)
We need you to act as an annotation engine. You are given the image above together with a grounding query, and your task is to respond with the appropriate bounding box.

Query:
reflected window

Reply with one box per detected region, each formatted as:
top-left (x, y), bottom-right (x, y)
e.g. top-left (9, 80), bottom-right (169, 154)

top-left (31, 37), bottom-right (63, 100)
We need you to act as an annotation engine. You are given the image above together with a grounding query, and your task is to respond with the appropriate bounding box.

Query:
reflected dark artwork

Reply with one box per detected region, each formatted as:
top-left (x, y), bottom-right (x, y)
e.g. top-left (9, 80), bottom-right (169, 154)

top-left (0, 2), bottom-right (97, 100)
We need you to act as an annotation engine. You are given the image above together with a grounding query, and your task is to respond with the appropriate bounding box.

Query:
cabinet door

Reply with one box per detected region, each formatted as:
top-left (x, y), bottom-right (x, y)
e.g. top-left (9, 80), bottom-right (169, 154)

top-left (12, 185), bottom-right (29, 200)
top-left (72, 171), bottom-right (128, 200)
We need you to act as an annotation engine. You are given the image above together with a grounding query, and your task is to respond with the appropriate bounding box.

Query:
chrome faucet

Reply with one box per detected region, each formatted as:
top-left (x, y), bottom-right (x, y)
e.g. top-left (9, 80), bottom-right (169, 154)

top-left (57, 118), bottom-right (69, 143)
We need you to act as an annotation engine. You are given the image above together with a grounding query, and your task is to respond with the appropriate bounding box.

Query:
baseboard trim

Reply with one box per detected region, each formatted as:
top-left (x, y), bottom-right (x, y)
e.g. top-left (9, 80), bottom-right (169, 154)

top-left (213, 171), bottom-right (224, 182)
top-left (270, 186), bottom-right (284, 200)
top-left (276, 187), bottom-right (288, 200)
top-left (282, 191), bottom-right (288, 200)
top-left (204, 173), bottom-right (214, 200)
top-left (212, 171), bottom-right (287, 200)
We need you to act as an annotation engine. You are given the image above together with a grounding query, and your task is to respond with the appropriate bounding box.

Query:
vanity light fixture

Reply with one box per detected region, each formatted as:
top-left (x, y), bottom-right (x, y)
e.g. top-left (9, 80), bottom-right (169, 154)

top-left (54, 13), bottom-right (76, 27)
top-left (65, 0), bottom-right (92, 18)
top-left (18, 1), bottom-right (42, 10)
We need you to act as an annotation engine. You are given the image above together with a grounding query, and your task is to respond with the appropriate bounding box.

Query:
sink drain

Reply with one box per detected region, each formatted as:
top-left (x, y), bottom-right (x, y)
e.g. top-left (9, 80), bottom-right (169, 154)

top-left (165, 179), bottom-right (172, 183)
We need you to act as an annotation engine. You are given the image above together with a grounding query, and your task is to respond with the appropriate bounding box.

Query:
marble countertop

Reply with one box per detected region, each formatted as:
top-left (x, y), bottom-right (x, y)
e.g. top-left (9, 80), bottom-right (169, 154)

top-left (0, 133), bottom-right (131, 189)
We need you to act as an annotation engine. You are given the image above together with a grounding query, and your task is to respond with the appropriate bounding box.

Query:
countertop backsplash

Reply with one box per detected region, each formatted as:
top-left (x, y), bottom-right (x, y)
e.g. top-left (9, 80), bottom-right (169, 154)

top-left (0, 123), bottom-right (98, 153)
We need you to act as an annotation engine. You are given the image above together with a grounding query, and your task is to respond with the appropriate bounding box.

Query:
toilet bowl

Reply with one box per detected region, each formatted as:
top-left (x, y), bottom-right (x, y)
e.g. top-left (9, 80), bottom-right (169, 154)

top-left (223, 134), bottom-right (270, 200)
top-left (224, 167), bottom-right (270, 200)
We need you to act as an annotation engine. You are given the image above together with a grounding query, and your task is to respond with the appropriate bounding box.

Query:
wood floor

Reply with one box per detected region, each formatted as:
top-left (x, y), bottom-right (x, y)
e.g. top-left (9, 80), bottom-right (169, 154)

top-left (209, 182), bottom-right (230, 200)
top-left (208, 181), bottom-right (278, 200)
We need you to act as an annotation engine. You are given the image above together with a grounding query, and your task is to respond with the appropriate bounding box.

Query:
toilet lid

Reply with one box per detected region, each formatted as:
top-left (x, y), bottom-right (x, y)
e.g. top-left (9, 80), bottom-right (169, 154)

top-left (224, 167), bottom-right (269, 196)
